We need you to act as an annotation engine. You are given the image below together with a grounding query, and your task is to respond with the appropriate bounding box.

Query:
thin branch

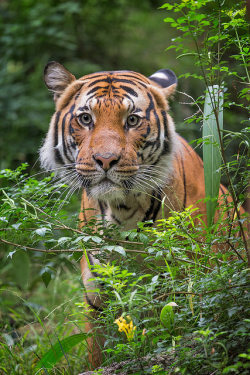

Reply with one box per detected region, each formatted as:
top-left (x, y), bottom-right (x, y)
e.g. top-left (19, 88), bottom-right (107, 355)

top-left (0, 238), bottom-right (146, 254)
top-left (0, 238), bottom-right (82, 253)
top-left (177, 90), bottom-right (203, 118)
top-left (173, 256), bottom-right (213, 271)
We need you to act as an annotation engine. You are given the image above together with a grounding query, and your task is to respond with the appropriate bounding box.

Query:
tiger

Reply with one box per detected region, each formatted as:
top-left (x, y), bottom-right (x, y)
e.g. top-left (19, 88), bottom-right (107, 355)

top-left (40, 61), bottom-right (234, 368)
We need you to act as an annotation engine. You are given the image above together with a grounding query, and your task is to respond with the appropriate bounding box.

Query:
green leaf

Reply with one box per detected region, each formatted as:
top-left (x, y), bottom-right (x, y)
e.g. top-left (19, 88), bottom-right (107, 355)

top-left (90, 235), bottom-right (102, 244)
top-left (160, 303), bottom-right (176, 331)
top-left (164, 17), bottom-right (175, 23)
top-left (203, 85), bottom-right (223, 226)
top-left (36, 333), bottom-right (87, 370)
top-left (138, 233), bottom-right (149, 245)
top-left (102, 245), bottom-right (126, 257)
top-left (160, 4), bottom-right (174, 10)
top-left (35, 227), bottom-right (50, 236)
top-left (57, 236), bottom-right (71, 245)
top-left (41, 270), bottom-right (52, 288)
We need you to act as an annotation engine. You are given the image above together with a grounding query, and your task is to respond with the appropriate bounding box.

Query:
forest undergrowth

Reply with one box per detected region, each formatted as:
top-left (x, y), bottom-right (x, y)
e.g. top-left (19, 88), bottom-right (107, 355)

top-left (0, 0), bottom-right (249, 374)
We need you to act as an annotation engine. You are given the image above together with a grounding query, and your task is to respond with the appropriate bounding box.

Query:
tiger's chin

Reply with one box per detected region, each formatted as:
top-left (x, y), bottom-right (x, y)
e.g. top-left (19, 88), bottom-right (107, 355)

top-left (88, 180), bottom-right (125, 202)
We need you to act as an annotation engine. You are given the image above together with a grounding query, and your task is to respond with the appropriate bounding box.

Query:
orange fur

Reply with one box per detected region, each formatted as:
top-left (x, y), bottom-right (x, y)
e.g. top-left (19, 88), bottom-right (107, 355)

top-left (40, 63), bottom-right (242, 368)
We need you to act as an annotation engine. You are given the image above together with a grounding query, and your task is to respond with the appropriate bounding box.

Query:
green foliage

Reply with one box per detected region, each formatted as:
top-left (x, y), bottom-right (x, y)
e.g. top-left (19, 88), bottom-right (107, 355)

top-left (161, 0), bottom-right (249, 260)
top-left (36, 333), bottom-right (88, 370)
top-left (0, 163), bottom-right (248, 373)
top-left (163, 0), bottom-right (249, 192)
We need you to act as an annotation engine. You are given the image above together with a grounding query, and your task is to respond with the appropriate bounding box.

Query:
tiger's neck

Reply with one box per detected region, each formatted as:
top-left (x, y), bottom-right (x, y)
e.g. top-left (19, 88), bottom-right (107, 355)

top-left (100, 189), bottom-right (161, 230)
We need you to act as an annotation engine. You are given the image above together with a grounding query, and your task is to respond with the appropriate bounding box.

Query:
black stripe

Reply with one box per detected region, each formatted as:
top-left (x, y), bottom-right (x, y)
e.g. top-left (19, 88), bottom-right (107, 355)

top-left (146, 93), bottom-right (155, 120)
top-left (141, 124), bottom-right (151, 139)
top-left (152, 190), bottom-right (162, 221)
top-left (61, 112), bottom-right (68, 161)
top-left (85, 294), bottom-right (103, 312)
top-left (118, 73), bottom-right (148, 82)
top-left (87, 93), bottom-right (101, 101)
top-left (161, 110), bottom-right (169, 139)
top-left (162, 140), bottom-right (170, 154)
top-left (125, 209), bottom-right (138, 220)
top-left (53, 111), bottom-right (64, 165)
top-left (143, 191), bottom-right (156, 222)
top-left (86, 86), bottom-right (108, 96)
top-left (87, 78), bottom-right (111, 87)
top-left (116, 203), bottom-right (130, 210)
top-left (142, 140), bottom-right (156, 150)
top-left (149, 111), bottom-right (170, 161)
top-left (118, 77), bottom-right (147, 88)
top-left (69, 123), bottom-right (75, 135)
top-left (137, 151), bottom-right (143, 160)
top-left (113, 78), bottom-right (138, 86)
top-left (62, 104), bottom-right (75, 163)
top-left (152, 154), bottom-right (163, 166)
top-left (119, 85), bottom-right (138, 97)
top-left (153, 110), bottom-right (161, 147)
top-left (133, 108), bottom-right (141, 113)
top-left (111, 214), bottom-right (121, 225)
top-left (77, 105), bottom-right (89, 112)
top-left (69, 138), bottom-right (76, 150)
top-left (124, 93), bottom-right (135, 102)
top-left (54, 111), bottom-right (61, 148)
top-left (98, 200), bottom-right (106, 224)
top-left (75, 92), bottom-right (81, 100)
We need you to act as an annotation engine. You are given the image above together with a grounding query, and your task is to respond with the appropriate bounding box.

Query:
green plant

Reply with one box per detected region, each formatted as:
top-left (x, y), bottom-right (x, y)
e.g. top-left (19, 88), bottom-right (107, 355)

top-left (161, 0), bottom-right (249, 263)
top-left (0, 160), bottom-right (248, 373)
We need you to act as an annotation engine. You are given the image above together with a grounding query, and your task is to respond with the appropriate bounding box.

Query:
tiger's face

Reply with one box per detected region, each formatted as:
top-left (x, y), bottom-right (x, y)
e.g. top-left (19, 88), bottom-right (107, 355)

top-left (40, 62), bottom-right (177, 202)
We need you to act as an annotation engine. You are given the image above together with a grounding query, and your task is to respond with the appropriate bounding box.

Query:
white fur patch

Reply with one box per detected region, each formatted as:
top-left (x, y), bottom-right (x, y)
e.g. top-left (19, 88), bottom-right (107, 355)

top-left (150, 72), bottom-right (169, 81)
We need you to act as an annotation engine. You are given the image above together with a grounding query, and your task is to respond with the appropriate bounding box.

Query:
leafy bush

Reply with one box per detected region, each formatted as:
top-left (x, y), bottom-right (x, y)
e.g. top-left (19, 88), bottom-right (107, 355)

top-left (0, 164), bottom-right (248, 374)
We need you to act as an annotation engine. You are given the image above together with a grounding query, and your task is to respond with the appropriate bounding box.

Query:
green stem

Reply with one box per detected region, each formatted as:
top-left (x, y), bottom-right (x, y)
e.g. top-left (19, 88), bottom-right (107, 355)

top-left (234, 27), bottom-right (250, 83)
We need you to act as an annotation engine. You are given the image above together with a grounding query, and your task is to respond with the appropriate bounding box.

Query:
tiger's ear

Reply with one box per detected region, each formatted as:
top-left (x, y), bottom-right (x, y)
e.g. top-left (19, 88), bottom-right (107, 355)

top-left (44, 61), bottom-right (76, 102)
top-left (149, 69), bottom-right (177, 98)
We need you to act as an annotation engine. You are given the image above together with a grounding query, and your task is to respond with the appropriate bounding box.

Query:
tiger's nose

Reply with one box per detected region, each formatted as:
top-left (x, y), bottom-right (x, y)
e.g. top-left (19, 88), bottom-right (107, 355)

top-left (93, 153), bottom-right (120, 171)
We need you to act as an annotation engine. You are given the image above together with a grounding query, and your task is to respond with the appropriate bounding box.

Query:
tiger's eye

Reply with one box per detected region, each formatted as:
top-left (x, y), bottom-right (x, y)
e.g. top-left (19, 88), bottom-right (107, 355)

top-left (79, 113), bottom-right (92, 126)
top-left (127, 115), bottom-right (139, 127)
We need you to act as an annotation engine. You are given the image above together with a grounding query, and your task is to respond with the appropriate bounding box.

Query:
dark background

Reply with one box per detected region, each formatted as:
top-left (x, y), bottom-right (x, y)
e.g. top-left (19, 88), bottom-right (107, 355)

top-left (0, 0), bottom-right (246, 172)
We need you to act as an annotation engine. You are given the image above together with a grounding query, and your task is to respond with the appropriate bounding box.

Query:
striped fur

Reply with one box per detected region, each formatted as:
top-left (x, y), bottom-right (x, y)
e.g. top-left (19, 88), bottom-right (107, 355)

top-left (40, 62), bottom-right (232, 368)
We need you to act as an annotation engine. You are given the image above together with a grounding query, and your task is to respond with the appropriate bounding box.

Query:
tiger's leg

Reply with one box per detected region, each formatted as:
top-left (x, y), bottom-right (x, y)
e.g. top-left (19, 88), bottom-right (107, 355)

top-left (80, 255), bottom-right (104, 369)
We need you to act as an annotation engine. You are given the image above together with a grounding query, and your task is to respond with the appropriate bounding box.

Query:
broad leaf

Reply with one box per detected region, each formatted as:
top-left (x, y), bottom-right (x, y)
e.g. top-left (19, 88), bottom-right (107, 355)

top-left (203, 85), bottom-right (223, 226)
top-left (160, 303), bottom-right (175, 331)
top-left (36, 333), bottom-right (87, 370)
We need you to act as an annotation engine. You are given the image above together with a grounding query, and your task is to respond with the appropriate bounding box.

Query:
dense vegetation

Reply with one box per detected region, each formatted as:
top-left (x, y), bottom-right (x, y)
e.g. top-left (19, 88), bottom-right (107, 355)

top-left (0, 0), bottom-right (249, 374)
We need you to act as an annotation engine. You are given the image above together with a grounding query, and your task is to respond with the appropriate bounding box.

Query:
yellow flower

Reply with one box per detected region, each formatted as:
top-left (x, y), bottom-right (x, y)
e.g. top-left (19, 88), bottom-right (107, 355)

top-left (114, 315), bottom-right (136, 341)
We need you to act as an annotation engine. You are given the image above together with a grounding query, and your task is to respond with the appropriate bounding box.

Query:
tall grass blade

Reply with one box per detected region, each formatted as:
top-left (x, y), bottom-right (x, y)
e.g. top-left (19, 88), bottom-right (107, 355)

top-left (36, 333), bottom-right (87, 370)
top-left (203, 85), bottom-right (223, 227)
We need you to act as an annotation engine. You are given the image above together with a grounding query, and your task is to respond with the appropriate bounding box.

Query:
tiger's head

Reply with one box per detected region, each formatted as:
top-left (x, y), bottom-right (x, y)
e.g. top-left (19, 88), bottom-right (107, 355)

top-left (40, 62), bottom-right (178, 202)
